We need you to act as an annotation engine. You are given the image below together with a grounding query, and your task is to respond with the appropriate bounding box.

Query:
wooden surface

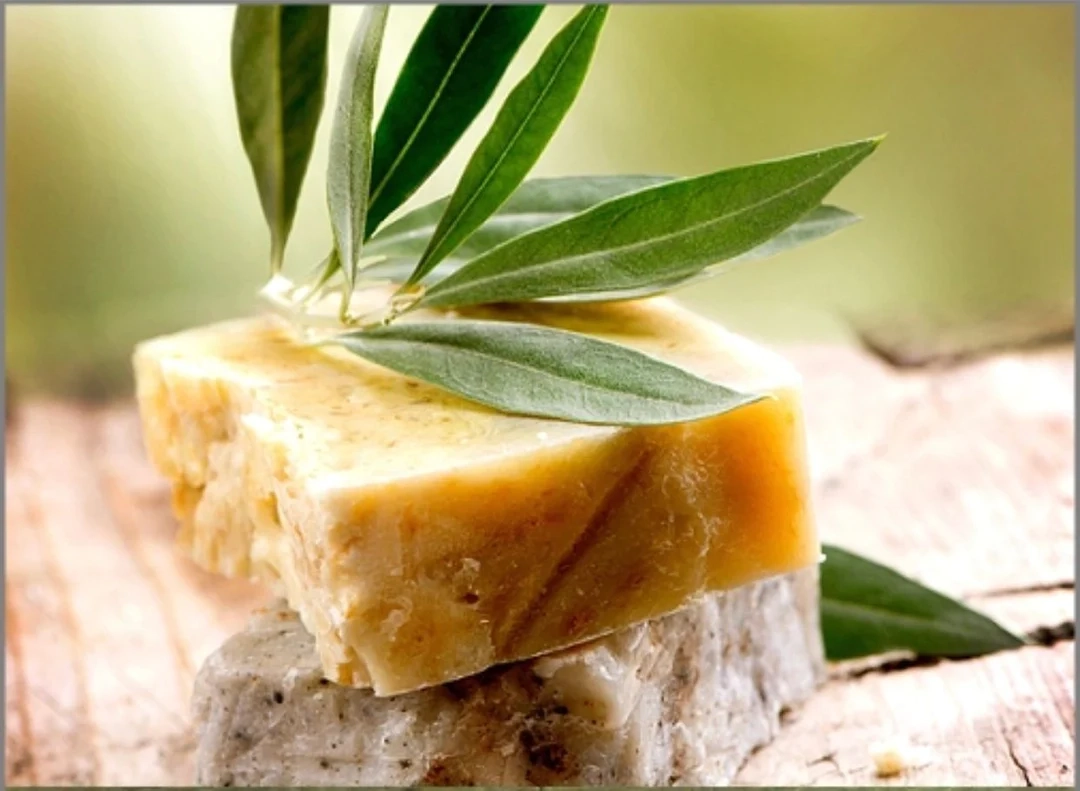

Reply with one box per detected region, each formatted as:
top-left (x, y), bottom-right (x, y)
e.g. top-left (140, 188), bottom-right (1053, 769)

top-left (4, 342), bottom-right (1074, 786)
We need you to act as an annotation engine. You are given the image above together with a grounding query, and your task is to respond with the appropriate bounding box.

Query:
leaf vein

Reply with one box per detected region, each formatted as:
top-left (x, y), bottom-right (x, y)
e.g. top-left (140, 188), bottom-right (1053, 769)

top-left (368, 7), bottom-right (493, 207)
top-left (429, 145), bottom-right (867, 303)
top-left (423, 6), bottom-right (600, 266)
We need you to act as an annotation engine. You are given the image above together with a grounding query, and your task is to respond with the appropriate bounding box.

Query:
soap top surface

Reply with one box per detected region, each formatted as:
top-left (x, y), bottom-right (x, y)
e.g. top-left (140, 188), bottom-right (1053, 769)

top-left (136, 297), bottom-right (798, 489)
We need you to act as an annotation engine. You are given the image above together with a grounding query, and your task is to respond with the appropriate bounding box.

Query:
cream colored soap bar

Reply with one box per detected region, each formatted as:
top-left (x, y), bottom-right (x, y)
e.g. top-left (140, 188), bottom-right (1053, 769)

top-left (194, 572), bottom-right (823, 786)
top-left (134, 297), bottom-right (818, 695)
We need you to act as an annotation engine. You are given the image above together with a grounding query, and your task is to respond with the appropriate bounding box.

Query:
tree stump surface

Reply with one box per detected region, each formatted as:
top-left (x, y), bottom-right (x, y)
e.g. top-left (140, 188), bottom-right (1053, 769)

top-left (4, 341), bottom-right (1074, 786)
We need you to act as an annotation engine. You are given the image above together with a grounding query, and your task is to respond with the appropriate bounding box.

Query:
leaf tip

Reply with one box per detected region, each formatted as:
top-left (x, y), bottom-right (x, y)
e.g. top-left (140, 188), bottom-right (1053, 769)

top-left (833, 209), bottom-right (863, 229)
top-left (270, 236), bottom-right (285, 276)
top-left (1004, 626), bottom-right (1030, 649)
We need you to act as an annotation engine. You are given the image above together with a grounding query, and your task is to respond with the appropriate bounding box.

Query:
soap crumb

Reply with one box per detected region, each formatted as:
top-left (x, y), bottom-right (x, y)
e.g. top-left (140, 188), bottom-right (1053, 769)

top-left (870, 740), bottom-right (906, 777)
top-left (869, 738), bottom-right (931, 778)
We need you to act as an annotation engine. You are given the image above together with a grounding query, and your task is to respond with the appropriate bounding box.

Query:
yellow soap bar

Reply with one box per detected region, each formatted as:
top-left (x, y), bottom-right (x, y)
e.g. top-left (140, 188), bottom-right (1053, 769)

top-left (133, 297), bottom-right (817, 696)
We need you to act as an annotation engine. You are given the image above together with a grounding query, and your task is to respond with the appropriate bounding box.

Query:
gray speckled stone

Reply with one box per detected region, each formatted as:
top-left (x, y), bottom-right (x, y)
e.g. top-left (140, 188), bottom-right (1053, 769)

top-left (193, 570), bottom-right (823, 787)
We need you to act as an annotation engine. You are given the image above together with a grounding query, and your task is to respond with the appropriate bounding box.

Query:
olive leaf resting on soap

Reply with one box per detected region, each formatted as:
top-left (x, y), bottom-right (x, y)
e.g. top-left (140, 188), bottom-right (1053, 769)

top-left (233, 2), bottom-right (874, 420)
top-left (335, 319), bottom-right (763, 426)
top-left (229, 3), bottom-right (1026, 665)
top-left (230, 4), bottom-right (878, 422)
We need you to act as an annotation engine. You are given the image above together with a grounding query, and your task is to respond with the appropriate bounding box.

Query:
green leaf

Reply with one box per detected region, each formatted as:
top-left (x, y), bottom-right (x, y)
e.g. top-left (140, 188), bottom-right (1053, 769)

top-left (307, 247), bottom-right (342, 294)
top-left (367, 175), bottom-right (671, 263)
top-left (328, 5), bottom-right (389, 288)
top-left (406, 5), bottom-right (609, 286)
top-left (730, 203), bottom-right (860, 265)
top-left (363, 201), bottom-right (855, 296)
top-left (366, 5), bottom-right (544, 236)
top-left (419, 136), bottom-right (883, 309)
top-left (231, 5), bottom-right (329, 273)
top-left (360, 256), bottom-right (467, 284)
top-left (547, 204), bottom-right (861, 303)
top-left (820, 544), bottom-right (1025, 661)
top-left (333, 319), bottom-right (761, 425)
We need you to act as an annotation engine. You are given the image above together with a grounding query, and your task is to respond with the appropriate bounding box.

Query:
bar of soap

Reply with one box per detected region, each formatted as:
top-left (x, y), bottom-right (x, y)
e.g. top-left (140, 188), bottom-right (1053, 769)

top-left (135, 297), bottom-right (817, 695)
top-left (193, 571), bottom-right (824, 786)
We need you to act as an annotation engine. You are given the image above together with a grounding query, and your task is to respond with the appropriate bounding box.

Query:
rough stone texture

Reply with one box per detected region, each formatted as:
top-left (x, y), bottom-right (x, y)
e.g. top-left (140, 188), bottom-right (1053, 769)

top-left (193, 570), bottom-right (823, 786)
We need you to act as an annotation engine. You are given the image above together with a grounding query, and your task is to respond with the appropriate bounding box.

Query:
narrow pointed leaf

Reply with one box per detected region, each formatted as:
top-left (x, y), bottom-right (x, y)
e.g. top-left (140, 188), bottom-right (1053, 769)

top-left (407, 5), bottom-right (609, 285)
top-left (547, 204), bottom-right (861, 302)
top-left (361, 256), bottom-right (467, 284)
top-left (231, 5), bottom-right (329, 273)
top-left (366, 5), bottom-right (544, 236)
top-left (333, 320), bottom-right (761, 425)
top-left (328, 5), bottom-right (389, 287)
top-left (820, 544), bottom-right (1025, 661)
top-left (367, 175), bottom-right (671, 262)
top-left (308, 247), bottom-right (342, 292)
top-left (419, 136), bottom-right (883, 309)
top-left (363, 202), bottom-right (856, 294)
top-left (729, 203), bottom-right (860, 264)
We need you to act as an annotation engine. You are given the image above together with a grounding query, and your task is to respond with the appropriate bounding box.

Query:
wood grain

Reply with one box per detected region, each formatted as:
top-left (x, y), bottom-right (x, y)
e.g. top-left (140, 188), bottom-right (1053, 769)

top-left (5, 404), bottom-right (265, 785)
top-left (737, 642), bottom-right (1074, 786)
top-left (801, 345), bottom-right (1074, 599)
top-left (4, 343), bottom-right (1074, 786)
top-left (735, 343), bottom-right (1075, 787)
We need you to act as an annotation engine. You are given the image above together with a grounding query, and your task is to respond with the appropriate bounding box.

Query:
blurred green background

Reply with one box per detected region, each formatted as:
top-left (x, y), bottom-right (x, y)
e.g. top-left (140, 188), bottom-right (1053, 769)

top-left (6, 4), bottom-right (1075, 397)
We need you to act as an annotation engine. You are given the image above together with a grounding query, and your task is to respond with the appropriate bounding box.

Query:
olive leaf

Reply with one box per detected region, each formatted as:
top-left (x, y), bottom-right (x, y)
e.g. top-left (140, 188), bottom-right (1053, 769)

top-left (360, 175), bottom-right (671, 286)
top-left (231, 5), bottom-right (329, 273)
top-left (359, 256), bottom-right (466, 284)
top-left (405, 5), bottom-right (609, 287)
top-left (327, 5), bottom-right (388, 290)
top-left (362, 202), bottom-right (857, 295)
top-left (334, 319), bottom-right (761, 425)
top-left (366, 5), bottom-right (544, 236)
top-left (367, 175), bottom-right (672, 262)
top-left (547, 204), bottom-right (860, 303)
top-left (820, 545), bottom-right (1025, 661)
top-left (418, 136), bottom-right (882, 309)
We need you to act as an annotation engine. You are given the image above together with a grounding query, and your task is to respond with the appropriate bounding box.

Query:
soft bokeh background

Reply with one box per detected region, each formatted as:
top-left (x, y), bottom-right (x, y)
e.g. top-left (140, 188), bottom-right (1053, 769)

top-left (6, 4), bottom-right (1075, 397)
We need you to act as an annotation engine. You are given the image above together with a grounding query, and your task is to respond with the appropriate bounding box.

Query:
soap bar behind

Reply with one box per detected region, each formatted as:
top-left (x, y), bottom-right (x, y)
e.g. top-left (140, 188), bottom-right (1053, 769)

top-left (193, 570), bottom-right (823, 786)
